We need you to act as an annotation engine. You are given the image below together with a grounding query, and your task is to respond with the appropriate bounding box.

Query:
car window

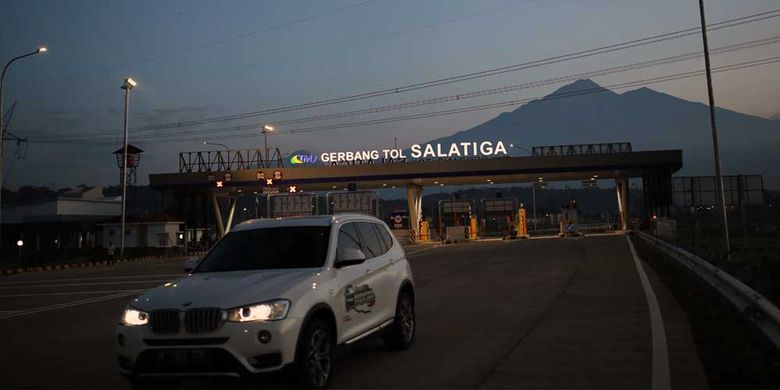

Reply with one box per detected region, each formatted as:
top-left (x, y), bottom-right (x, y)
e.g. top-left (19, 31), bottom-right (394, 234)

top-left (194, 226), bottom-right (330, 272)
top-left (374, 223), bottom-right (394, 252)
top-left (356, 222), bottom-right (385, 259)
top-left (337, 223), bottom-right (362, 258)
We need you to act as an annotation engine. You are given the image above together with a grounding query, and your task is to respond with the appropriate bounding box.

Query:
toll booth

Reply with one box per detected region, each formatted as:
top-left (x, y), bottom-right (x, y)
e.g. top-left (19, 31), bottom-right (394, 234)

top-left (480, 198), bottom-right (518, 238)
top-left (326, 191), bottom-right (380, 217)
top-left (559, 200), bottom-right (580, 237)
top-left (267, 193), bottom-right (319, 218)
top-left (439, 199), bottom-right (475, 243)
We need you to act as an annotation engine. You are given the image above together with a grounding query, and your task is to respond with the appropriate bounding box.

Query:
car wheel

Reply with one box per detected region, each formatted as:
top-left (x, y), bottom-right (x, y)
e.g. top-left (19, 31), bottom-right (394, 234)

top-left (296, 318), bottom-right (333, 388)
top-left (384, 291), bottom-right (415, 350)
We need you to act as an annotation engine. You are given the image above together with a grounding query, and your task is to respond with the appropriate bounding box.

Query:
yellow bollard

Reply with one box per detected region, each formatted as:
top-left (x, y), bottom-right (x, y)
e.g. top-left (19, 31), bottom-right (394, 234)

top-left (419, 220), bottom-right (430, 242)
top-left (469, 216), bottom-right (478, 240)
top-left (518, 208), bottom-right (529, 238)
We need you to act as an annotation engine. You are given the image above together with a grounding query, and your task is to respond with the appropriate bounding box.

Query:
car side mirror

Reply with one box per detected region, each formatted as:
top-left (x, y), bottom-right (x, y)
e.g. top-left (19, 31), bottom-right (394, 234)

top-left (334, 248), bottom-right (366, 268)
top-left (183, 257), bottom-right (199, 273)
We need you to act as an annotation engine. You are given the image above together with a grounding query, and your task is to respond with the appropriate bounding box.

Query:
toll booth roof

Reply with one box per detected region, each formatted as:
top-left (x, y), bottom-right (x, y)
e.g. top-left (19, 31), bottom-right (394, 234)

top-left (151, 149), bottom-right (682, 194)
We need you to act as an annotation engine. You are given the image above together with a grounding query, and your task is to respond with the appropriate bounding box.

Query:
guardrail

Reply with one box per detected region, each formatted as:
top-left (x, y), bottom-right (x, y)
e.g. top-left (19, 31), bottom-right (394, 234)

top-left (635, 230), bottom-right (780, 349)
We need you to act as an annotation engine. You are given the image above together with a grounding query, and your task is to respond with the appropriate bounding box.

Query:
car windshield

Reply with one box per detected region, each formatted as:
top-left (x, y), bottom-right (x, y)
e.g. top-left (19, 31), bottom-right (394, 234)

top-left (194, 226), bottom-right (331, 272)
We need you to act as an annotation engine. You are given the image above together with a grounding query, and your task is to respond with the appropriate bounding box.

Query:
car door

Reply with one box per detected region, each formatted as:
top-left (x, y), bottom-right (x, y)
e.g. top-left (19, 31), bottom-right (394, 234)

top-left (354, 222), bottom-right (396, 324)
top-left (333, 222), bottom-right (382, 342)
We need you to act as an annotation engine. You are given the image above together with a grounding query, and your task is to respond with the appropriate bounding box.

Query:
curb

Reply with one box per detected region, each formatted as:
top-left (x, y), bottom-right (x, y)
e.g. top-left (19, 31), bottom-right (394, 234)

top-left (0, 251), bottom-right (208, 277)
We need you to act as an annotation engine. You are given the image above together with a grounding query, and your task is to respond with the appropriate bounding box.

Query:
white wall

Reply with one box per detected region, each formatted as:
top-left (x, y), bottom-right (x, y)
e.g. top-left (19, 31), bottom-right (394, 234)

top-left (3, 198), bottom-right (120, 224)
top-left (58, 199), bottom-right (120, 217)
top-left (146, 223), bottom-right (182, 248)
top-left (101, 222), bottom-right (182, 248)
top-left (102, 225), bottom-right (140, 248)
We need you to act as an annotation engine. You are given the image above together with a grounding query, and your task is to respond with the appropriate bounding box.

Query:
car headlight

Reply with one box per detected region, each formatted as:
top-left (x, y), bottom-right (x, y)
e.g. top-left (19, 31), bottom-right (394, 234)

top-left (227, 300), bottom-right (290, 322)
top-left (121, 307), bottom-right (149, 326)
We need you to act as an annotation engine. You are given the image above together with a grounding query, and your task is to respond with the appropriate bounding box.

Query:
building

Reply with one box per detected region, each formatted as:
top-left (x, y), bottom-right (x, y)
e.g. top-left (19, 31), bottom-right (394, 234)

top-left (98, 215), bottom-right (185, 249)
top-left (1, 186), bottom-right (120, 264)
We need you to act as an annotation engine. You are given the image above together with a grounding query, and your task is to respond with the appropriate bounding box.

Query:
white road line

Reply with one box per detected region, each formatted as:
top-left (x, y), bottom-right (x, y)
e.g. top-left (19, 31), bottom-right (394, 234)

top-left (0, 273), bottom-right (183, 285)
top-left (626, 236), bottom-right (671, 390)
top-left (0, 291), bottom-right (139, 319)
top-left (0, 290), bottom-right (144, 298)
top-left (406, 245), bottom-right (440, 256)
top-left (0, 279), bottom-right (172, 289)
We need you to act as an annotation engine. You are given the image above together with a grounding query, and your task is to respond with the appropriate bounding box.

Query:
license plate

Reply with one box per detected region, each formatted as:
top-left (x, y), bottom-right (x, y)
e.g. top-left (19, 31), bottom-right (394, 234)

top-left (166, 349), bottom-right (189, 367)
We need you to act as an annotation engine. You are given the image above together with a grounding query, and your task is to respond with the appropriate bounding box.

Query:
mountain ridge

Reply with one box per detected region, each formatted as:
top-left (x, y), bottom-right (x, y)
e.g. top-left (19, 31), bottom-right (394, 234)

top-left (424, 79), bottom-right (780, 188)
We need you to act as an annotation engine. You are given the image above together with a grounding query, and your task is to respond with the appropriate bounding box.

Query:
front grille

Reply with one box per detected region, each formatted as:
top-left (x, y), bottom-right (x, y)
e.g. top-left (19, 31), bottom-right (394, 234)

top-left (150, 310), bottom-right (180, 334)
top-left (184, 309), bottom-right (224, 333)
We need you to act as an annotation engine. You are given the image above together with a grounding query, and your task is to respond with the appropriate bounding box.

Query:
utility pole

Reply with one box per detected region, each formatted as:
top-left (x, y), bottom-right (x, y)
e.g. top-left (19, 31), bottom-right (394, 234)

top-left (699, 0), bottom-right (731, 260)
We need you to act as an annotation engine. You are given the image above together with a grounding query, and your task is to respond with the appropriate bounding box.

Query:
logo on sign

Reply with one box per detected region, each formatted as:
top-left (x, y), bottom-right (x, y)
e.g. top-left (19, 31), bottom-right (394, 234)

top-left (290, 154), bottom-right (318, 165)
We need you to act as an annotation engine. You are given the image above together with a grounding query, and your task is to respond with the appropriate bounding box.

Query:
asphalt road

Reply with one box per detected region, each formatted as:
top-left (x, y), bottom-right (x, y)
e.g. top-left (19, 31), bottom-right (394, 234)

top-left (0, 235), bottom-right (707, 389)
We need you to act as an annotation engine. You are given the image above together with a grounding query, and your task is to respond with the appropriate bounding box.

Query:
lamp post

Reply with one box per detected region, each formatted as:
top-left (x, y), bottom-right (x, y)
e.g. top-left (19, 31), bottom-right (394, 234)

top-left (119, 77), bottom-right (137, 259)
top-left (16, 239), bottom-right (23, 265)
top-left (261, 124), bottom-right (274, 165)
top-left (510, 144), bottom-right (538, 231)
top-left (203, 141), bottom-right (229, 152)
top-left (0, 47), bottom-right (47, 247)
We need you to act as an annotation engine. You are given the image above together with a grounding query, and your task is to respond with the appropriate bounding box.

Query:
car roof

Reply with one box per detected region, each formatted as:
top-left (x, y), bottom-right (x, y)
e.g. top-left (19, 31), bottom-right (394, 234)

top-left (231, 214), bottom-right (381, 232)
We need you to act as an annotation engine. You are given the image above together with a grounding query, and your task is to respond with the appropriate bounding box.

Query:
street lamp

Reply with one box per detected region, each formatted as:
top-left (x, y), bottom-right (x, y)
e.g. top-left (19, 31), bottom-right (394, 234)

top-left (16, 239), bottom-right (23, 264)
top-left (261, 124), bottom-right (274, 165)
top-left (0, 46), bottom-right (47, 247)
top-left (119, 77), bottom-right (137, 259)
top-left (203, 140), bottom-right (229, 151)
top-left (509, 144), bottom-right (540, 231)
top-left (509, 144), bottom-right (532, 156)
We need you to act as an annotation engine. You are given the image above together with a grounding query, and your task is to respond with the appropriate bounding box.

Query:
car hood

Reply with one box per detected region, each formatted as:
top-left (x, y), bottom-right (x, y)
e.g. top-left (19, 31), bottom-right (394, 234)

top-left (132, 268), bottom-right (321, 310)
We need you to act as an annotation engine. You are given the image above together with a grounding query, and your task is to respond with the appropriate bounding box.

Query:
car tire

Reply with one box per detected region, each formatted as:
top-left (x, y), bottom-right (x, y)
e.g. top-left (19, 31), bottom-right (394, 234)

top-left (383, 290), bottom-right (415, 350)
top-left (295, 317), bottom-right (334, 389)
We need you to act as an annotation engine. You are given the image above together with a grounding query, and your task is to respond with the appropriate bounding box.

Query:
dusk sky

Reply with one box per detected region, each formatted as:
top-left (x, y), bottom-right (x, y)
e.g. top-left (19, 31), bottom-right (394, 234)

top-left (1, 0), bottom-right (779, 189)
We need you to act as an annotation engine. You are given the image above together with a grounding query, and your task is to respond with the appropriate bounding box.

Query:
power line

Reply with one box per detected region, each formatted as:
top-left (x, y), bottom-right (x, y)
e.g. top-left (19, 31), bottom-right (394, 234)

top-left (35, 34), bottom-right (780, 142)
top-left (33, 7), bottom-right (779, 138)
top-left (21, 0), bottom-right (535, 100)
top-left (29, 55), bottom-right (780, 146)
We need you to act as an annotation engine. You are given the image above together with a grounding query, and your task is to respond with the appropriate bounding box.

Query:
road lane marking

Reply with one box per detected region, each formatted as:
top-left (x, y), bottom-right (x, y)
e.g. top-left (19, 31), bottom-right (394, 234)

top-left (0, 279), bottom-right (172, 289)
top-left (627, 236), bottom-right (670, 390)
top-left (0, 273), bottom-right (183, 285)
top-left (0, 291), bottom-right (140, 319)
top-left (406, 245), bottom-right (440, 256)
top-left (0, 289), bottom-right (144, 297)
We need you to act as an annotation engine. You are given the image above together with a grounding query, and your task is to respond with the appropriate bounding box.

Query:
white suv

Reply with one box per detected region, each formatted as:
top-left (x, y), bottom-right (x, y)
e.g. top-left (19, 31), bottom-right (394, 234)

top-left (116, 214), bottom-right (415, 388)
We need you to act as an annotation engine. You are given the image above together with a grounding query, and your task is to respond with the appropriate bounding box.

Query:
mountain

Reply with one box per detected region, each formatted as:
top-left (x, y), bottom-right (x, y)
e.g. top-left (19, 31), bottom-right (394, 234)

top-left (771, 110), bottom-right (780, 121)
top-left (425, 79), bottom-right (780, 189)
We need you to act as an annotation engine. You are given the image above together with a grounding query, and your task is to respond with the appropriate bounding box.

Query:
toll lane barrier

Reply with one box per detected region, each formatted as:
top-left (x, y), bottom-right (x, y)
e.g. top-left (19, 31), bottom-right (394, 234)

top-left (0, 251), bottom-right (208, 277)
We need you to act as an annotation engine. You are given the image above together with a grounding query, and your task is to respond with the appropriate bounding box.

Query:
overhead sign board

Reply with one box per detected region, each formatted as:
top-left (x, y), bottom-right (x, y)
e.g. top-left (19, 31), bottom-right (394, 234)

top-left (318, 140), bottom-right (508, 164)
top-left (268, 193), bottom-right (317, 217)
top-left (327, 191), bottom-right (379, 216)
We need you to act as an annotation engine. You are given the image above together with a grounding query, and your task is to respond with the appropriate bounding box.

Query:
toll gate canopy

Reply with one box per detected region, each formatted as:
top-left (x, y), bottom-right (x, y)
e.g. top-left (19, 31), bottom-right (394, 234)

top-left (151, 142), bottom-right (682, 238)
